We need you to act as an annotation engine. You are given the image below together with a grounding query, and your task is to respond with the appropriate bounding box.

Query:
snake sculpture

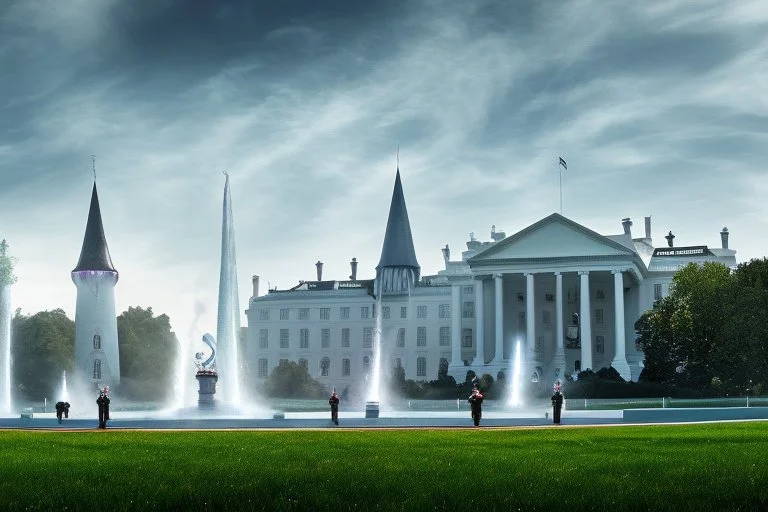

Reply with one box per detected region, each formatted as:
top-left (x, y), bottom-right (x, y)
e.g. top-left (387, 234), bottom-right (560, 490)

top-left (195, 333), bottom-right (217, 371)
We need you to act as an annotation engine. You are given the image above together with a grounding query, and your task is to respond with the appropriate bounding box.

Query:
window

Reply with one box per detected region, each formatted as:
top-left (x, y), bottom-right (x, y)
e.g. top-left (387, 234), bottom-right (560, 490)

top-left (280, 308), bottom-right (290, 321)
top-left (438, 304), bottom-right (450, 319)
top-left (363, 356), bottom-right (370, 372)
top-left (320, 308), bottom-right (330, 320)
top-left (439, 327), bottom-right (450, 346)
top-left (535, 336), bottom-right (543, 353)
top-left (280, 329), bottom-right (289, 349)
top-left (400, 306), bottom-right (407, 319)
top-left (395, 357), bottom-right (402, 368)
top-left (654, 283), bottom-right (663, 301)
top-left (363, 327), bottom-right (373, 348)
top-left (382, 306), bottom-right (391, 319)
top-left (320, 357), bottom-right (330, 377)
top-left (300, 328), bottom-right (309, 349)
top-left (462, 328), bottom-right (473, 348)
top-left (596, 335), bottom-right (605, 354)
top-left (417, 357), bottom-right (426, 377)
top-left (341, 328), bottom-right (350, 347)
top-left (299, 308), bottom-right (309, 320)
top-left (417, 305), bottom-right (427, 319)
top-left (299, 358), bottom-right (308, 371)
top-left (595, 309), bottom-right (603, 324)
top-left (397, 328), bottom-right (406, 347)
top-left (258, 359), bottom-right (268, 378)
top-left (259, 329), bottom-right (268, 349)
top-left (93, 334), bottom-right (101, 350)
top-left (343, 358), bottom-right (350, 376)
top-left (340, 307), bottom-right (350, 320)
top-left (259, 309), bottom-right (270, 321)
top-left (417, 326), bottom-right (427, 346)
top-left (518, 311), bottom-right (526, 330)
top-left (462, 301), bottom-right (475, 319)
top-left (361, 307), bottom-right (369, 319)
top-left (321, 328), bottom-right (330, 348)
top-left (279, 358), bottom-right (289, 366)
top-left (464, 286), bottom-right (474, 295)
top-left (373, 303), bottom-right (377, 318)
top-left (93, 359), bottom-right (102, 380)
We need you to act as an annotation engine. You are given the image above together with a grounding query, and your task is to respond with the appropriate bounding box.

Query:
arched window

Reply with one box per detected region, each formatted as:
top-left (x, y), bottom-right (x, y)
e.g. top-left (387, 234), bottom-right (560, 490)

top-left (362, 356), bottom-right (370, 372)
top-left (320, 357), bottom-right (330, 377)
top-left (93, 359), bottom-right (102, 380)
top-left (93, 334), bottom-right (101, 350)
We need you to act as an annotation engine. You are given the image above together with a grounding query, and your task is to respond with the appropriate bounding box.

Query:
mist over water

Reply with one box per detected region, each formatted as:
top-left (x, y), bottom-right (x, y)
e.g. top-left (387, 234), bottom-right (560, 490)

top-left (1, 285), bottom-right (11, 413)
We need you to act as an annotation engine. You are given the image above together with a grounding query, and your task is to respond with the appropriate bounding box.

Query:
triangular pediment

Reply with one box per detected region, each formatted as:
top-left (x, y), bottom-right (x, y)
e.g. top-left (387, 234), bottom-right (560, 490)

top-left (469, 213), bottom-right (636, 263)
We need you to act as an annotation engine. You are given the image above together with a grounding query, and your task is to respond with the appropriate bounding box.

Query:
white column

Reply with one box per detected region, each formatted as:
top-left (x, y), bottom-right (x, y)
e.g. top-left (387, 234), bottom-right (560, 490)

top-left (450, 284), bottom-right (462, 367)
top-left (551, 272), bottom-right (566, 379)
top-left (494, 273), bottom-right (504, 363)
top-left (611, 270), bottom-right (632, 380)
top-left (579, 270), bottom-right (593, 371)
top-left (525, 273), bottom-right (535, 359)
top-left (473, 278), bottom-right (485, 365)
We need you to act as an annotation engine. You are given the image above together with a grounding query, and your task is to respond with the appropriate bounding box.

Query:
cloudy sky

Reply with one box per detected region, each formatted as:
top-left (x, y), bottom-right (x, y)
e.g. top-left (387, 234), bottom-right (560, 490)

top-left (1, 0), bottom-right (767, 343)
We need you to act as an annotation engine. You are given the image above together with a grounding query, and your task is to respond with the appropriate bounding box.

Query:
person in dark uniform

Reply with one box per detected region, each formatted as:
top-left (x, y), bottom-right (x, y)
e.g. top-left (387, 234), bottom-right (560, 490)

top-left (55, 401), bottom-right (70, 424)
top-left (96, 389), bottom-right (110, 429)
top-left (551, 380), bottom-right (564, 424)
top-left (328, 388), bottom-right (340, 425)
top-left (468, 386), bottom-right (484, 427)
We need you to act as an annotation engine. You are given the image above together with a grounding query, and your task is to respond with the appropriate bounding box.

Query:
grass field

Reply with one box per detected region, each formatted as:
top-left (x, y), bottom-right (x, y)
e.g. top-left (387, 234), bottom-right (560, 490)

top-left (2, 423), bottom-right (768, 511)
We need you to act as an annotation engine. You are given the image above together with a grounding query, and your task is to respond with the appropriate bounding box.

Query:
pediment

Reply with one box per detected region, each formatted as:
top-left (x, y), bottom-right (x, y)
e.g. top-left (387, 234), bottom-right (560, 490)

top-left (469, 214), bottom-right (635, 263)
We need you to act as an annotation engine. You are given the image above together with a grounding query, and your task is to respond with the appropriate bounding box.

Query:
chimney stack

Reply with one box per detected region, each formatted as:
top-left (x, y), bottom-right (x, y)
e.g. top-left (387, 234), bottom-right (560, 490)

top-left (720, 227), bottom-right (729, 249)
top-left (252, 275), bottom-right (260, 297)
top-left (622, 218), bottom-right (633, 237)
top-left (665, 231), bottom-right (675, 248)
top-left (316, 261), bottom-right (323, 281)
top-left (645, 216), bottom-right (651, 239)
top-left (349, 257), bottom-right (358, 280)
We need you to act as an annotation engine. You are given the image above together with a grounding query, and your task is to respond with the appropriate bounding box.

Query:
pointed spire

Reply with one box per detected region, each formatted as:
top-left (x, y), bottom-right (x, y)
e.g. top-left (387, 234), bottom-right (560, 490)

top-left (376, 168), bottom-right (420, 272)
top-left (73, 182), bottom-right (116, 272)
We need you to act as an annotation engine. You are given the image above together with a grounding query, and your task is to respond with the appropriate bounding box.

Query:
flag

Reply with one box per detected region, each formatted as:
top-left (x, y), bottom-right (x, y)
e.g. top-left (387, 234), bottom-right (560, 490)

top-left (559, 157), bottom-right (567, 170)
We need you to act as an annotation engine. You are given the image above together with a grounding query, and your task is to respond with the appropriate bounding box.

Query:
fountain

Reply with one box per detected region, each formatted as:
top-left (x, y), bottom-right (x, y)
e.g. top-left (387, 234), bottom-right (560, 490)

top-left (508, 339), bottom-right (523, 407)
top-left (0, 239), bottom-right (16, 414)
top-left (366, 296), bottom-right (384, 418)
top-left (59, 371), bottom-right (69, 402)
top-left (195, 333), bottom-right (218, 409)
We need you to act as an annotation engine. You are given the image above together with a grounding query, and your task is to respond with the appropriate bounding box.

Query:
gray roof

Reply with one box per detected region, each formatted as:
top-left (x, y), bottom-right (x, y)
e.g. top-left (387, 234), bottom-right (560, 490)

top-left (73, 182), bottom-right (116, 273)
top-left (376, 169), bottom-right (420, 271)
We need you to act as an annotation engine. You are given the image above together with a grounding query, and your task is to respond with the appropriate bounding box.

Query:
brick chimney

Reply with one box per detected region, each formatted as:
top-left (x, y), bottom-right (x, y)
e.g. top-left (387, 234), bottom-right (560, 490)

top-left (349, 258), bottom-right (358, 280)
top-left (720, 227), bottom-right (729, 249)
top-left (644, 216), bottom-right (651, 239)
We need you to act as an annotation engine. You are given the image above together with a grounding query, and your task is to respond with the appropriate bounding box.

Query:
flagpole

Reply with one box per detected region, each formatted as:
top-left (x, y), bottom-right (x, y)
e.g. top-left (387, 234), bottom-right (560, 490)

top-left (559, 158), bottom-right (563, 215)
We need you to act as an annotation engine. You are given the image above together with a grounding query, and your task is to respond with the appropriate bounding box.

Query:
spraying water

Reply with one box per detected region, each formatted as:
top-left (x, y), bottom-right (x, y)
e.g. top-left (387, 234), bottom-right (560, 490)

top-left (59, 371), bottom-right (69, 402)
top-left (367, 296), bottom-right (384, 402)
top-left (0, 284), bottom-right (11, 413)
top-left (172, 336), bottom-right (189, 407)
top-left (508, 339), bottom-right (523, 407)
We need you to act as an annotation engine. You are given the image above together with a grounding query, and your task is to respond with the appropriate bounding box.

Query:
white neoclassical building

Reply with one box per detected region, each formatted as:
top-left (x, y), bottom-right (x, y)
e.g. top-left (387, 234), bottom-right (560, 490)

top-left (245, 171), bottom-right (737, 394)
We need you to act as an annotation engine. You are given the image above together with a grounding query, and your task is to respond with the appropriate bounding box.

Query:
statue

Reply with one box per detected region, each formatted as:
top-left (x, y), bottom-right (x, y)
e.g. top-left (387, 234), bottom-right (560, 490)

top-left (195, 333), bottom-right (217, 374)
top-left (195, 333), bottom-right (218, 409)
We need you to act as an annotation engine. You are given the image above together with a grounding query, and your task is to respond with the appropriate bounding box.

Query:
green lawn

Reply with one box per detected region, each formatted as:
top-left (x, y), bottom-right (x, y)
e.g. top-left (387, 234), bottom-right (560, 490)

top-left (2, 423), bottom-right (768, 511)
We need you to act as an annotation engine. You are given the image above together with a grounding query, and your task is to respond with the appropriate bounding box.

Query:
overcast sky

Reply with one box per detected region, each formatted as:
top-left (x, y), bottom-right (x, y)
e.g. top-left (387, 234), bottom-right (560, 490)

top-left (1, 0), bottom-right (767, 346)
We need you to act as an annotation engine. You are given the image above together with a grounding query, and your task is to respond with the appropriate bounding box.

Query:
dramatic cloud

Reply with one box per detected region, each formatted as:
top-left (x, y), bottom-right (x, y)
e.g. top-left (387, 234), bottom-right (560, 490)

top-left (1, 0), bottom-right (766, 341)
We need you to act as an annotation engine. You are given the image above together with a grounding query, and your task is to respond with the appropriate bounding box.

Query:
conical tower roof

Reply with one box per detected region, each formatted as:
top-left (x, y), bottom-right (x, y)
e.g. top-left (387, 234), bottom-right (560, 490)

top-left (73, 182), bottom-right (116, 272)
top-left (376, 169), bottom-right (420, 271)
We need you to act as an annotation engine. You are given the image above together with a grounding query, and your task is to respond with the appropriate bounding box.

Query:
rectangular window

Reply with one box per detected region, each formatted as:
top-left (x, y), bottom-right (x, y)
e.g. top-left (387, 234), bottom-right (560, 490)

top-left (299, 328), bottom-right (309, 349)
top-left (417, 326), bottom-right (427, 346)
top-left (93, 359), bottom-right (101, 380)
top-left (280, 308), bottom-right (290, 321)
top-left (397, 328), bottom-right (406, 348)
top-left (654, 283), bottom-right (663, 301)
top-left (280, 329), bottom-right (289, 349)
top-left (417, 305), bottom-right (427, 319)
top-left (462, 301), bottom-right (475, 319)
top-left (321, 328), bottom-right (330, 348)
top-left (464, 286), bottom-right (474, 295)
top-left (439, 326), bottom-right (450, 346)
top-left (400, 306), bottom-right (407, 319)
top-left (595, 309), bottom-right (604, 324)
top-left (341, 328), bottom-right (350, 347)
top-left (438, 304), bottom-right (450, 319)
top-left (382, 306), bottom-right (391, 319)
top-left (417, 357), bottom-right (426, 377)
top-left (340, 307), bottom-right (350, 320)
top-left (258, 359), bottom-right (268, 378)
top-left (363, 327), bottom-right (373, 348)
top-left (596, 335), bottom-right (605, 354)
top-left (373, 303), bottom-right (377, 318)
top-left (361, 307), bottom-right (369, 319)
top-left (279, 358), bottom-right (289, 366)
top-left (320, 308), bottom-right (330, 320)
top-left (343, 358), bottom-right (351, 376)
top-left (462, 328), bottom-right (473, 348)
top-left (299, 308), bottom-right (309, 320)
top-left (259, 309), bottom-right (270, 321)
top-left (259, 329), bottom-right (269, 349)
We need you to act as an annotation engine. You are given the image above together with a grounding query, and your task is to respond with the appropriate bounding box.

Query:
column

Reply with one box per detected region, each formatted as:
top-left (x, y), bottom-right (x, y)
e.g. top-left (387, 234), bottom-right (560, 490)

top-left (551, 272), bottom-right (566, 379)
top-left (611, 270), bottom-right (632, 380)
top-left (450, 284), bottom-right (462, 366)
top-left (525, 273), bottom-right (535, 360)
top-left (494, 273), bottom-right (504, 363)
top-left (473, 278), bottom-right (485, 365)
top-left (579, 271), bottom-right (593, 371)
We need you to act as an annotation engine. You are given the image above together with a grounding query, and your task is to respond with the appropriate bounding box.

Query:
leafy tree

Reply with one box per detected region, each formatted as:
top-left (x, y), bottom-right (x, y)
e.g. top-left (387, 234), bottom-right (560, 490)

top-left (0, 239), bottom-right (17, 286)
top-left (263, 360), bottom-right (327, 398)
top-left (117, 306), bottom-right (178, 401)
top-left (12, 309), bottom-right (75, 400)
top-left (734, 258), bottom-right (768, 290)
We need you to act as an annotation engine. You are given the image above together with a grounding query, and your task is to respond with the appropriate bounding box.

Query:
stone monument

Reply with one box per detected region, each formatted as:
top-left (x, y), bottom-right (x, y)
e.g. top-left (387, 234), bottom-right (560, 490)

top-left (195, 333), bottom-right (218, 410)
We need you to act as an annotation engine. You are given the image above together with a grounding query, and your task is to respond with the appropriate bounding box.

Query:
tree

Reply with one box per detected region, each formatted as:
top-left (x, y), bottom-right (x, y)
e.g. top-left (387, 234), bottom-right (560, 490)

top-left (117, 306), bottom-right (179, 401)
top-left (734, 258), bottom-right (768, 290)
top-left (263, 360), bottom-right (327, 398)
top-left (12, 309), bottom-right (75, 400)
top-left (0, 239), bottom-right (17, 286)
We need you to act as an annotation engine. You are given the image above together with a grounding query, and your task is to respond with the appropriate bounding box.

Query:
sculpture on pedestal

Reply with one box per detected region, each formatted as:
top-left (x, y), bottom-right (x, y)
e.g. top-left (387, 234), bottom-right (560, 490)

top-left (195, 333), bottom-right (218, 409)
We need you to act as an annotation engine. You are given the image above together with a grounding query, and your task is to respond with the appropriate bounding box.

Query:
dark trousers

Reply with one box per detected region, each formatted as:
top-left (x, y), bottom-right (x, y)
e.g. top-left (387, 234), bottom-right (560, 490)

top-left (472, 410), bottom-right (481, 426)
top-left (331, 406), bottom-right (339, 425)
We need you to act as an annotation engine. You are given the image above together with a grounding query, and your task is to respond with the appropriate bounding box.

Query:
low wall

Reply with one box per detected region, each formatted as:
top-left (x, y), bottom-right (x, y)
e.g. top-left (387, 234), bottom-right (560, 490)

top-left (624, 407), bottom-right (768, 423)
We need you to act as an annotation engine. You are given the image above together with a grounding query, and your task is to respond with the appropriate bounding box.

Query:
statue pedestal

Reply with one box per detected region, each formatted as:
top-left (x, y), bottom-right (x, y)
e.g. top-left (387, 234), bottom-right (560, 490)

top-left (365, 401), bottom-right (379, 419)
top-left (196, 371), bottom-right (218, 410)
